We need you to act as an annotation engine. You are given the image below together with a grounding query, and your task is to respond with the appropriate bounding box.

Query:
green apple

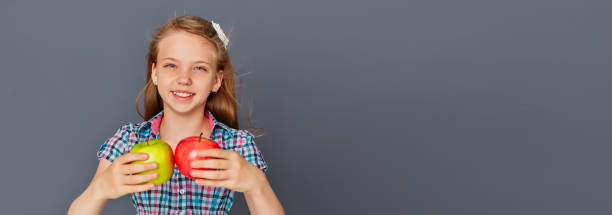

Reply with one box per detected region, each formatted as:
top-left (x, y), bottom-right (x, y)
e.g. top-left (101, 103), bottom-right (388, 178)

top-left (129, 140), bottom-right (174, 185)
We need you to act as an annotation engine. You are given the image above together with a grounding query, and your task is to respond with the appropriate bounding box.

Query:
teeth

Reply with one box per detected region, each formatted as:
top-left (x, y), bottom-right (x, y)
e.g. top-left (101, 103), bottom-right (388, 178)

top-left (172, 91), bottom-right (193, 97)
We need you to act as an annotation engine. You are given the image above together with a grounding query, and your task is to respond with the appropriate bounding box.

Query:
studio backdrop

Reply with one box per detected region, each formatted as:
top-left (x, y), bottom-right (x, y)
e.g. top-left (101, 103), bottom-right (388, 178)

top-left (1, 0), bottom-right (611, 214)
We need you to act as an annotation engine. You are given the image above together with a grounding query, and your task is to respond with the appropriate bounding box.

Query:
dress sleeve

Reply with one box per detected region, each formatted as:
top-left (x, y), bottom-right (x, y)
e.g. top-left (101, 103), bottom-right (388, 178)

top-left (237, 130), bottom-right (269, 173)
top-left (97, 124), bottom-right (134, 163)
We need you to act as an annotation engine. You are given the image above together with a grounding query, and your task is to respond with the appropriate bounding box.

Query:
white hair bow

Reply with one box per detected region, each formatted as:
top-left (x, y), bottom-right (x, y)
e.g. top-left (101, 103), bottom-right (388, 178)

top-left (211, 20), bottom-right (229, 49)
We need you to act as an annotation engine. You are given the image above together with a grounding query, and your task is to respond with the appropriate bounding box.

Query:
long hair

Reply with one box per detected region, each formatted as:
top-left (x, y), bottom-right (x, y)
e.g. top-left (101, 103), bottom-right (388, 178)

top-left (136, 15), bottom-right (242, 130)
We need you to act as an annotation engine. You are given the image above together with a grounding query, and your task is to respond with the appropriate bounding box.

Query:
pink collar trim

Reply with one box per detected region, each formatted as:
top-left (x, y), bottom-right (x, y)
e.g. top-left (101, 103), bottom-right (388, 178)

top-left (150, 111), bottom-right (215, 136)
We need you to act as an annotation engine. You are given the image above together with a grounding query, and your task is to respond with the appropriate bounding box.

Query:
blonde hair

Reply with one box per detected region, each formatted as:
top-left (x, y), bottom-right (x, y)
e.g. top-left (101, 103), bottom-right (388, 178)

top-left (136, 15), bottom-right (241, 129)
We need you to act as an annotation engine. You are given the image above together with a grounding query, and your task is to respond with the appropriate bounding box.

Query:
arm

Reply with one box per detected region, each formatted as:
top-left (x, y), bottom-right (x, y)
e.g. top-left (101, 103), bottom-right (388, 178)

top-left (68, 154), bottom-right (158, 215)
top-left (244, 169), bottom-right (285, 215)
top-left (191, 149), bottom-right (285, 215)
top-left (67, 159), bottom-right (111, 215)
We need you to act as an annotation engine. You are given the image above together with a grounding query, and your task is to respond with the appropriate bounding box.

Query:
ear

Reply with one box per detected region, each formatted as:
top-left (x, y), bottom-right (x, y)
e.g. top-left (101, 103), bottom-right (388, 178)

top-left (214, 70), bottom-right (224, 92)
top-left (151, 63), bottom-right (158, 85)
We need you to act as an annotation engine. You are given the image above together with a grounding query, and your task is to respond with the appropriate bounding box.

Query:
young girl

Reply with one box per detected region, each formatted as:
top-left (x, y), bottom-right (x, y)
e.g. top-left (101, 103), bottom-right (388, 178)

top-left (68, 16), bottom-right (284, 215)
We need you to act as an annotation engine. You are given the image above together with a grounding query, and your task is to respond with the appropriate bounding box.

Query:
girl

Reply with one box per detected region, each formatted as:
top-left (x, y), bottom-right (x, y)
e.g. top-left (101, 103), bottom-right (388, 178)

top-left (68, 16), bottom-right (284, 215)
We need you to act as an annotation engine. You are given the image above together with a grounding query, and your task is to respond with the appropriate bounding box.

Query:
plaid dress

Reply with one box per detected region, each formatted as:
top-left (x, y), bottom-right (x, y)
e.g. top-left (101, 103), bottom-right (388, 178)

top-left (97, 109), bottom-right (268, 215)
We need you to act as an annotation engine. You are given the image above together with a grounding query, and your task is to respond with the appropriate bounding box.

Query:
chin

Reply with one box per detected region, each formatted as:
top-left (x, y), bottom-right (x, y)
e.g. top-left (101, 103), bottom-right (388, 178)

top-left (165, 102), bottom-right (205, 115)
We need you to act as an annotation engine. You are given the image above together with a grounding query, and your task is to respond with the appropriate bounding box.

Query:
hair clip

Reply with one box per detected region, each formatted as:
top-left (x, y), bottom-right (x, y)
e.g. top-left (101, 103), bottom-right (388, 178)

top-left (211, 20), bottom-right (229, 49)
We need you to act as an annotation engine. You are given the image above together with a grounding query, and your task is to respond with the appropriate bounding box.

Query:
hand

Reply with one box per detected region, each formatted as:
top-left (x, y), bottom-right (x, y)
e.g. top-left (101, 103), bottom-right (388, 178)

top-left (190, 149), bottom-right (264, 193)
top-left (94, 153), bottom-right (159, 199)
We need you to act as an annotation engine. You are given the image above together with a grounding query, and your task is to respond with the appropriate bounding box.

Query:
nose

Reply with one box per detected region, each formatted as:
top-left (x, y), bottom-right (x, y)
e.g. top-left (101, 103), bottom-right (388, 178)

top-left (177, 68), bottom-right (192, 85)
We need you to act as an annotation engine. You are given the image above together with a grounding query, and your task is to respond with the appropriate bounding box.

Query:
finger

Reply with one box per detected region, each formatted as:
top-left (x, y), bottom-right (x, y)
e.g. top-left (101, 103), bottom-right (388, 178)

top-left (126, 183), bottom-right (156, 193)
top-left (117, 153), bottom-right (149, 164)
top-left (197, 149), bottom-right (233, 159)
top-left (124, 172), bottom-right (158, 185)
top-left (191, 169), bottom-right (230, 180)
top-left (191, 159), bottom-right (229, 170)
top-left (120, 162), bottom-right (158, 175)
top-left (195, 179), bottom-right (230, 188)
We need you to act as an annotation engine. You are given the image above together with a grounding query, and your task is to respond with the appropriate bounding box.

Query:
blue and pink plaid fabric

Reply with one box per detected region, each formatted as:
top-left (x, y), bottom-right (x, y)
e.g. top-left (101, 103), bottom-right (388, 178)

top-left (97, 109), bottom-right (268, 215)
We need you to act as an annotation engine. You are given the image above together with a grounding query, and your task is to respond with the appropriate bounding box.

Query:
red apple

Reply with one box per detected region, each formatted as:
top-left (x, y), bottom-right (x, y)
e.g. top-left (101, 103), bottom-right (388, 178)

top-left (175, 133), bottom-right (221, 179)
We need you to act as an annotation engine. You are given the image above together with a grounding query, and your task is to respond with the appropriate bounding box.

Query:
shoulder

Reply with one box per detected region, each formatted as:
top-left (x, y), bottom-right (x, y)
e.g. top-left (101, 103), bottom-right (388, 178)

top-left (212, 122), bottom-right (260, 151)
top-left (230, 128), bottom-right (254, 139)
top-left (225, 127), bottom-right (260, 151)
top-left (109, 122), bottom-right (137, 141)
top-left (215, 122), bottom-right (254, 141)
top-left (107, 119), bottom-right (155, 145)
top-left (115, 118), bottom-right (157, 135)
top-left (113, 121), bottom-right (150, 138)
top-left (97, 121), bottom-right (150, 162)
top-left (118, 122), bottom-right (138, 132)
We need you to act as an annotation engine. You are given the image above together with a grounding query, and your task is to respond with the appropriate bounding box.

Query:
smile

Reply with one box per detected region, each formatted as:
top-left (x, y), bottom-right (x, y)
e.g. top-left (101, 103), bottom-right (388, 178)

top-left (172, 91), bottom-right (194, 97)
top-left (171, 90), bottom-right (195, 101)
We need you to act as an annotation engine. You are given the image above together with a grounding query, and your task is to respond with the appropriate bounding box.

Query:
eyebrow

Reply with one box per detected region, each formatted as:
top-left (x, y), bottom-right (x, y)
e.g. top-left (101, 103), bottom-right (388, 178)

top-left (160, 57), bottom-right (211, 66)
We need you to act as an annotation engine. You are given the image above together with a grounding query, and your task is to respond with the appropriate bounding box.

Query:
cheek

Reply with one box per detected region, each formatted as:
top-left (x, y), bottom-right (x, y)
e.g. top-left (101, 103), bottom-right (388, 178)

top-left (155, 80), bottom-right (170, 96)
top-left (156, 86), bottom-right (167, 99)
top-left (192, 75), bottom-right (212, 88)
top-left (156, 73), bottom-right (173, 90)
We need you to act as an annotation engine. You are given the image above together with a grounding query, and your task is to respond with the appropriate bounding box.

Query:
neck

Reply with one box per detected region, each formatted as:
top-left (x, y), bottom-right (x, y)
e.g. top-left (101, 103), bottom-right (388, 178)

top-left (159, 107), bottom-right (209, 141)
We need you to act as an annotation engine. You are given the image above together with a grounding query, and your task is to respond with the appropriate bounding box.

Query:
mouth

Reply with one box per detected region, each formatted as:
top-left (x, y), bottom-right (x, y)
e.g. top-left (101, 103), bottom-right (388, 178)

top-left (171, 90), bottom-right (195, 100)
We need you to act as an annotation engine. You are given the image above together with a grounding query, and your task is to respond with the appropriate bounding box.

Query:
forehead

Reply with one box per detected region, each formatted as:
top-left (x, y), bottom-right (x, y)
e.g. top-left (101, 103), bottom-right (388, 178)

top-left (157, 30), bottom-right (217, 63)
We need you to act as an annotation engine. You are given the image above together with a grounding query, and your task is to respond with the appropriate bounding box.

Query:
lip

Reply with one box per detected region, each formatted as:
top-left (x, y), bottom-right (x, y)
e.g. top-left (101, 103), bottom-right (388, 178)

top-left (171, 90), bottom-right (195, 94)
top-left (171, 90), bottom-right (195, 101)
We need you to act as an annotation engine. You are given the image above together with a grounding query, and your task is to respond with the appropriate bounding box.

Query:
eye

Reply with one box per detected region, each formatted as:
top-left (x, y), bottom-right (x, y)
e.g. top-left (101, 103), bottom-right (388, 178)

top-left (195, 66), bottom-right (207, 72)
top-left (164, 64), bottom-right (176, 69)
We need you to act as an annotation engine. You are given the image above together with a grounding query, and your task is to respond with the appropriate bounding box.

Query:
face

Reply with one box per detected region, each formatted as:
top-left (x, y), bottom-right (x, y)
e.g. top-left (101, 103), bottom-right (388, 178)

top-left (151, 30), bottom-right (223, 115)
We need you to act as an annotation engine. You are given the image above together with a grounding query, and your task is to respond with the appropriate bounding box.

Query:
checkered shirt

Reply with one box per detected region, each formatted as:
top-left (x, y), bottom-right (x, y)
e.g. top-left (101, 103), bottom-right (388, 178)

top-left (97, 109), bottom-right (268, 215)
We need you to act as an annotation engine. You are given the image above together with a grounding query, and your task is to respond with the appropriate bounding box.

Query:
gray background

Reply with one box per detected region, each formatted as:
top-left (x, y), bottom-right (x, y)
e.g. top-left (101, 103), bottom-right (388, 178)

top-left (1, 0), bottom-right (611, 214)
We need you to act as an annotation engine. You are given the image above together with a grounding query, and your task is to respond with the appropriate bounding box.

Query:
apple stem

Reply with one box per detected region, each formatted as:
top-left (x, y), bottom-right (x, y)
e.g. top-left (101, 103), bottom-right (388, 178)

top-left (199, 132), bottom-right (203, 141)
